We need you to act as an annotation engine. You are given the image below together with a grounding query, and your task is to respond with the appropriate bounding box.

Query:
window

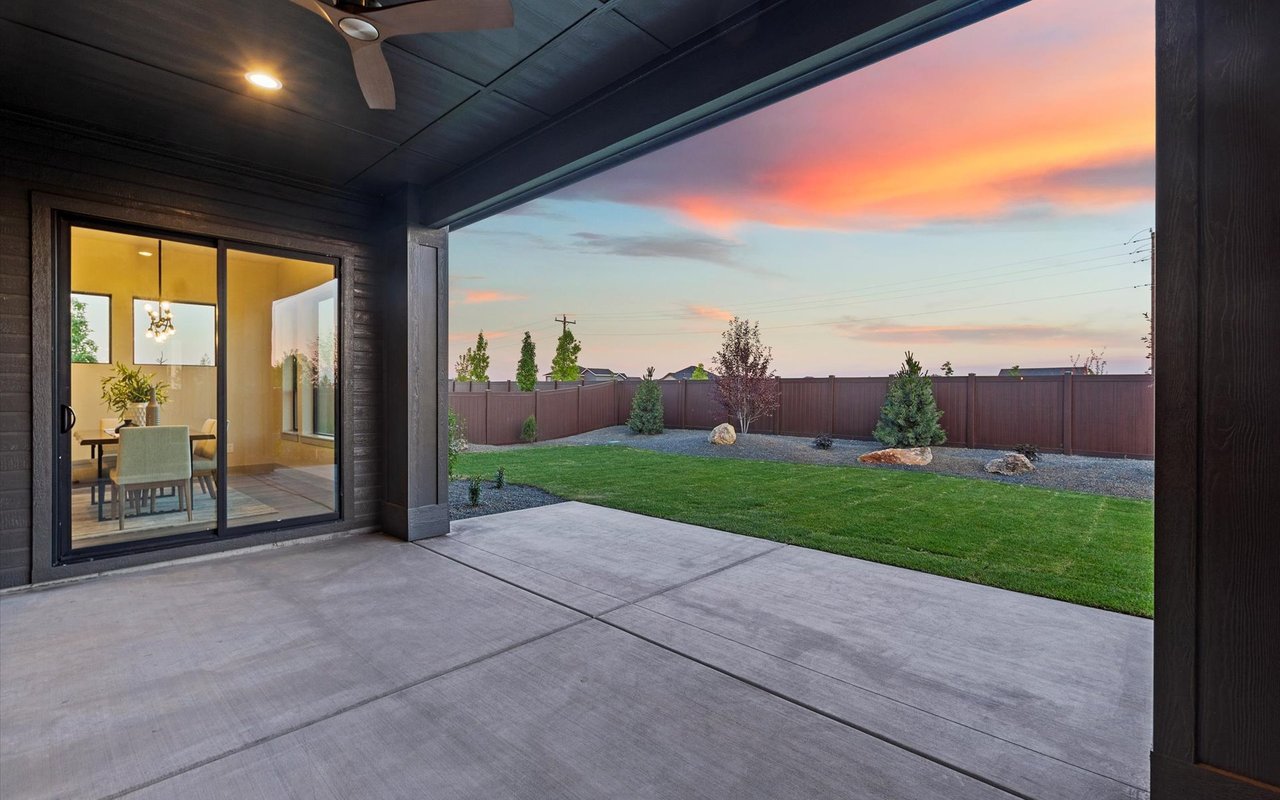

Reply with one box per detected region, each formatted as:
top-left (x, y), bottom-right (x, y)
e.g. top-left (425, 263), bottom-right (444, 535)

top-left (273, 282), bottom-right (338, 439)
top-left (69, 292), bottom-right (110, 363)
top-left (133, 299), bottom-right (216, 366)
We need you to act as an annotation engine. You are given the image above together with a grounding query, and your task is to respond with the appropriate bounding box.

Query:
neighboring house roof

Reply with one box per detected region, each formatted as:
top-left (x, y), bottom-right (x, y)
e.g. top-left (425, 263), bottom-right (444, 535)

top-left (661, 366), bottom-right (715, 380)
top-left (998, 367), bottom-right (1089, 377)
top-left (543, 368), bottom-right (626, 380)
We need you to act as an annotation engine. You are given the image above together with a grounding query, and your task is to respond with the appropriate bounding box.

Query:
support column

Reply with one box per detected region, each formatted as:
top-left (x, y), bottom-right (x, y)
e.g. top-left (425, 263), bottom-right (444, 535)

top-left (379, 189), bottom-right (449, 540)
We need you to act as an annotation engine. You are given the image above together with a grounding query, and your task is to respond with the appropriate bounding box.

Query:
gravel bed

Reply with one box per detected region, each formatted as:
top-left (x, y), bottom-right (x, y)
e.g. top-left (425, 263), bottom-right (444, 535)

top-left (468, 426), bottom-right (1154, 499)
top-left (448, 478), bottom-right (565, 520)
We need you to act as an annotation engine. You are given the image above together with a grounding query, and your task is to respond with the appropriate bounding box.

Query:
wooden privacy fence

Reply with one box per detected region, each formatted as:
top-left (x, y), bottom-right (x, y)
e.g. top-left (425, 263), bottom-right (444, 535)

top-left (450, 373), bottom-right (1155, 458)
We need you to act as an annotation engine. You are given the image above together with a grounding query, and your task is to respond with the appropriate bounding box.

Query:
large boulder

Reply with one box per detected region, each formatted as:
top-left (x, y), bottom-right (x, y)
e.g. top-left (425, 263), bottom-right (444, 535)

top-left (985, 453), bottom-right (1036, 475)
top-left (708, 423), bottom-right (737, 445)
top-left (858, 446), bottom-right (933, 465)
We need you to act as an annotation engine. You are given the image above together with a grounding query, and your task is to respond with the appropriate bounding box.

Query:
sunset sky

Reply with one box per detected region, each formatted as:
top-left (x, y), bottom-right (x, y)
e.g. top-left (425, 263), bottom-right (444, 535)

top-left (450, 0), bottom-right (1154, 380)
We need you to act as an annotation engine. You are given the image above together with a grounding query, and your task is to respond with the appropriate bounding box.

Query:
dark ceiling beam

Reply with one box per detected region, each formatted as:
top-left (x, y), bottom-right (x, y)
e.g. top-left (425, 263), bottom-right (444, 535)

top-left (419, 0), bottom-right (1027, 229)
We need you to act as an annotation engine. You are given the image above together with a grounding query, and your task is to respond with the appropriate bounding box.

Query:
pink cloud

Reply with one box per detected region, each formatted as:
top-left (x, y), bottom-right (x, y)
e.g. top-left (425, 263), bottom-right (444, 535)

top-left (463, 290), bottom-right (526, 304)
top-left (686, 305), bottom-right (734, 321)
top-left (560, 0), bottom-right (1154, 231)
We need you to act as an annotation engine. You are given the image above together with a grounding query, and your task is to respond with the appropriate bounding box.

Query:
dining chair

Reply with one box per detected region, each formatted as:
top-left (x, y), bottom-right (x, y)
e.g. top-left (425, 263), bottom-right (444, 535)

top-left (88, 418), bottom-right (122, 505)
top-left (110, 425), bottom-right (192, 530)
top-left (192, 418), bottom-right (219, 498)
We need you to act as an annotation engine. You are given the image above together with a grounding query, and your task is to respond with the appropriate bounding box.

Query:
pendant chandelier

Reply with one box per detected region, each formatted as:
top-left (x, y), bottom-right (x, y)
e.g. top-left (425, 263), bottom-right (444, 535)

top-left (143, 239), bottom-right (176, 343)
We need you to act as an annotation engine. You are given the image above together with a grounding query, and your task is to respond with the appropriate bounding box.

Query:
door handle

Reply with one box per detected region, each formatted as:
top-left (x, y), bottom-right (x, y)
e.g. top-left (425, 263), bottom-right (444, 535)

top-left (61, 405), bottom-right (77, 434)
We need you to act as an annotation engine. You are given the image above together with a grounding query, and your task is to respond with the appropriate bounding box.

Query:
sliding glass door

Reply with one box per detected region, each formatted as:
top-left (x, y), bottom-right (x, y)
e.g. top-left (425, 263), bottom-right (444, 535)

top-left (55, 220), bottom-right (340, 560)
top-left (225, 248), bottom-right (339, 530)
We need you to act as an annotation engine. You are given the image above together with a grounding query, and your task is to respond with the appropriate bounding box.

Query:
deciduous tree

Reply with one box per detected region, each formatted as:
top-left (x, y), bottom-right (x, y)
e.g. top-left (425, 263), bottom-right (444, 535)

top-left (549, 328), bottom-right (582, 381)
top-left (711, 317), bottom-right (779, 434)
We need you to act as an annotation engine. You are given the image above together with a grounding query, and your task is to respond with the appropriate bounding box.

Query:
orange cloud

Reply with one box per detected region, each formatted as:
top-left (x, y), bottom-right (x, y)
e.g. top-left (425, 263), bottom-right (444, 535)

top-left (686, 305), bottom-right (734, 321)
top-left (463, 290), bottom-right (526, 304)
top-left (563, 0), bottom-right (1154, 231)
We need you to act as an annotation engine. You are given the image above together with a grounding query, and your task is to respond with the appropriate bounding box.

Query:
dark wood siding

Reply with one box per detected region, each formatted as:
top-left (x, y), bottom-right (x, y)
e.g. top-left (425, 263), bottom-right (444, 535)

top-left (0, 118), bottom-right (384, 589)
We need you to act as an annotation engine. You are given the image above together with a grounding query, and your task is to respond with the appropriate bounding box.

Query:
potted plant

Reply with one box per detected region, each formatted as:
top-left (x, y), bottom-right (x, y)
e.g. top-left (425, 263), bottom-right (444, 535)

top-left (100, 362), bottom-right (169, 427)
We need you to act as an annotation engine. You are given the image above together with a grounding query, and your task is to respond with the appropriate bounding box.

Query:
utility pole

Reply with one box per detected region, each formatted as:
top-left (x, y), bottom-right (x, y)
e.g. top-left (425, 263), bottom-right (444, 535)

top-left (555, 315), bottom-right (576, 334)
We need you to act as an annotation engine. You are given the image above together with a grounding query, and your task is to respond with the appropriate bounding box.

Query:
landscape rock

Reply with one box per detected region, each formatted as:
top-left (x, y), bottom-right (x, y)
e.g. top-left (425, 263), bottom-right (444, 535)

top-left (708, 423), bottom-right (737, 445)
top-left (858, 446), bottom-right (933, 466)
top-left (985, 453), bottom-right (1036, 475)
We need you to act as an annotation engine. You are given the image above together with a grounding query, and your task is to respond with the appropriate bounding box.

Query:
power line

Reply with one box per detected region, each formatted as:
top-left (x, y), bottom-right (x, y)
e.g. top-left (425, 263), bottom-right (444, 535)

top-left (583, 283), bottom-right (1152, 336)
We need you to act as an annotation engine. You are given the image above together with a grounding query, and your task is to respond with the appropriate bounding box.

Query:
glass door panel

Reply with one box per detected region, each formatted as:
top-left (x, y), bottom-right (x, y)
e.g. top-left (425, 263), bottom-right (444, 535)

top-left (225, 249), bottom-right (338, 528)
top-left (66, 226), bottom-right (217, 549)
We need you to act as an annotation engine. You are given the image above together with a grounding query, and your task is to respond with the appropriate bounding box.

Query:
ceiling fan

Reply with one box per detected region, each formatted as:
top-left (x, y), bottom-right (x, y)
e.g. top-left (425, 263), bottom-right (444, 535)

top-left (290, 0), bottom-right (514, 110)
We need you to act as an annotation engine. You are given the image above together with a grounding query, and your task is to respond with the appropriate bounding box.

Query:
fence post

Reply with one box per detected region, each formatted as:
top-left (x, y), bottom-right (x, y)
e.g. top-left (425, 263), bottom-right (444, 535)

top-left (576, 384), bottom-right (583, 434)
top-left (680, 380), bottom-right (688, 428)
top-left (484, 390), bottom-right (492, 445)
top-left (774, 377), bottom-right (784, 434)
top-left (966, 373), bottom-right (977, 448)
top-left (828, 375), bottom-right (836, 435)
top-left (1062, 371), bottom-right (1074, 455)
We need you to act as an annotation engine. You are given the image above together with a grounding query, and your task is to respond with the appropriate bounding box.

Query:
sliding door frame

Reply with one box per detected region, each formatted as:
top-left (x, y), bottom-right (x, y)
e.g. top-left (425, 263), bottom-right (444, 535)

top-left (35, 193), bottom-right (356, 579)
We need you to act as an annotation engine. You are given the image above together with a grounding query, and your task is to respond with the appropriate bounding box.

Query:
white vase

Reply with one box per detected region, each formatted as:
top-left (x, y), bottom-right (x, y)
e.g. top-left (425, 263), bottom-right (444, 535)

top-left (131, 402), bottom-right (149, 427)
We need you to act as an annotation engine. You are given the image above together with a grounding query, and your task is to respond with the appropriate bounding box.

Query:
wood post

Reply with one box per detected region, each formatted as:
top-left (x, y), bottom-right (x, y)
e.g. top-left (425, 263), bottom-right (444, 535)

top-left (966, 373), bottom-right (977, 448)
top-left (576, 384), bottom-right (582, 434)
top-left (484, 390), bottom-right (492, 446)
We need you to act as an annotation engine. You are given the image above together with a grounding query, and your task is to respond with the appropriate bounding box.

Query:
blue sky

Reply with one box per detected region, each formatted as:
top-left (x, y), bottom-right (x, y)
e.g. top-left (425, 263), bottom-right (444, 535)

top-left (450, 0), bottom-right (1154, 380)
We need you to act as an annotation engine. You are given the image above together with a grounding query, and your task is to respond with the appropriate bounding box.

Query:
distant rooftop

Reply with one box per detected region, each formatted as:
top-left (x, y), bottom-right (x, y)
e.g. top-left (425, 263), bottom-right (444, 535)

top-left (998, 367), bottom-right (1089, 377)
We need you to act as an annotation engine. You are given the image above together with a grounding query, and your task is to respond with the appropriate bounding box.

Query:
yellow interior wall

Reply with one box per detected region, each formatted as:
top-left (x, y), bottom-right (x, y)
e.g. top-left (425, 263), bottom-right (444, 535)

top-left (70, 230), bottom-right (335, 476)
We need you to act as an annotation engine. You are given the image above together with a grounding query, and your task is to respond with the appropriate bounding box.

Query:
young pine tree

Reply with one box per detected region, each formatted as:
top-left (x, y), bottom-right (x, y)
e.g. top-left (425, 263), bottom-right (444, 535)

top-left (873, 351), bottom-right (946, 447)
top-left (627, 367), bottom-right (665, 434)
top-left (470, 331), bottom-right (491, 382)
top-left (549, 328), bottom-right (582, 381)
top-left (516, 331), bottom-right (538, 391)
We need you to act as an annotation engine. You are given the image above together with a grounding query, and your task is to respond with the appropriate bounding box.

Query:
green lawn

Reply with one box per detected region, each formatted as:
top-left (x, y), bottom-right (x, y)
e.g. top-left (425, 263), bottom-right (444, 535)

top-left (458, 446), bottom-right (1154, 617)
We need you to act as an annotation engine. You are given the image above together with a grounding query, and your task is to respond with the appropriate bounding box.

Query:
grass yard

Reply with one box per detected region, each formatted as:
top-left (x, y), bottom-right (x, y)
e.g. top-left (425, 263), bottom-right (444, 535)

top-left (457, 446), bottom-right (1154, 617)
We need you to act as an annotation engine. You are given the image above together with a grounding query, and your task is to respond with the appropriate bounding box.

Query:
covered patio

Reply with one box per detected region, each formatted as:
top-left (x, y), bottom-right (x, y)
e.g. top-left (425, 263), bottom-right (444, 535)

top-left (1, 503), bottom-right (1151, 800)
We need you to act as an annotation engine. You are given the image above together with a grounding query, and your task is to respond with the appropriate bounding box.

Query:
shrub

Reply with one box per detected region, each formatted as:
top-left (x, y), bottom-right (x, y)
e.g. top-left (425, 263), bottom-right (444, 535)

top-left (468, 477), bottom-right (482, 506)
top-left (447, 409), bottom-right (468, 477)
top-left (1013, 443), bottom-right (1040, 462)
top-left (873, 351), bottom-right (946, 448)
top-left (495, 466), bottom-right (506, 489)
top-left (627, 367), bottom-right (665, 435)
top-left (813, 434), bottom-right (834, 450)
top-left (521, 415), bottom-right (538, 443)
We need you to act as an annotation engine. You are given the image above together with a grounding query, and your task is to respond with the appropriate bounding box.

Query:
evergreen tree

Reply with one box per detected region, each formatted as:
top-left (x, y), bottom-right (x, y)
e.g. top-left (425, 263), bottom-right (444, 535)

top-left (70, 298), bottom-right (101, 363)
top-left (549, 328), bottom-right (582, 381)
top-left (627, 367), bottom-right (665, 434)
top-left (516, 331), bottom-right (538, 391)
top-left (470, 331), bottom-right (490, 382)
top-left (690, 362), bottom-right (709, 380)
top-left (873, 352), bottom-right (946, 447)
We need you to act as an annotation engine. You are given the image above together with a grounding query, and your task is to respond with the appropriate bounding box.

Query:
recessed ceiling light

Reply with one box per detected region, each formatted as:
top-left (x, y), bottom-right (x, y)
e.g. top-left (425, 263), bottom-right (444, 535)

top-left (338, 17), bottom-right (379, 41)
top-left (138, 250), bottom-right (154, 257)
top-left (245, 72), bottom-right (283, 91)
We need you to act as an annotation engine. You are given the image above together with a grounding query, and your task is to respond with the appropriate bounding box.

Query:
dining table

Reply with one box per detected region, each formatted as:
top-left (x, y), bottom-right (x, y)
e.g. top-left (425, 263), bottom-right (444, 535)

top-left (76, 430), bottom-right (216, 522)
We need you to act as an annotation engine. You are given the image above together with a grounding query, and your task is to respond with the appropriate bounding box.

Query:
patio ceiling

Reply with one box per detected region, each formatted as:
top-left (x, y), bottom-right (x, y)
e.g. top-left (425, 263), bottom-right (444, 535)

top-left (0, 0), bottom-right (1022, 227)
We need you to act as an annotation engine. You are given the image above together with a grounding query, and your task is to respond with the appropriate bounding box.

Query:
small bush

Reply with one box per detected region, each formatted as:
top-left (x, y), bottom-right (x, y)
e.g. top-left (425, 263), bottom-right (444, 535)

top-left (447, 409), bottom-right (468, 478)
top-left (627, 366), bottom-right (665, 435)
top-left (813, 434), bottom-right (834, 450)
top-left (521, 415), bottom-right (538, 443)
top-left (495, 466), bottom-right (506, 489)
top-left (468, 477), bottom-right (482, 506)
top-left (1013, 443), bottom-right (1040, 462)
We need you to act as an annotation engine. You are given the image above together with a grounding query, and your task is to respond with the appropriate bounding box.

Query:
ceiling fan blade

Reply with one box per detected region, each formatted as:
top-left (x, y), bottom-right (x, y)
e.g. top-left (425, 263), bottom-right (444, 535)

top-left (365, 0), bottom-right (515, 37)
top-left (347, 39), bottom-right (396, 110)
top-left (287, 0), bottom-right (335, 23)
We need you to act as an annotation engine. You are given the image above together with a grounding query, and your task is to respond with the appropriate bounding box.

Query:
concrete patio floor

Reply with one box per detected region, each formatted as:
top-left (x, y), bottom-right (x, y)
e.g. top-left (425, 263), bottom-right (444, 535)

top-left (0, 502), bottom-right (1152, 800)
